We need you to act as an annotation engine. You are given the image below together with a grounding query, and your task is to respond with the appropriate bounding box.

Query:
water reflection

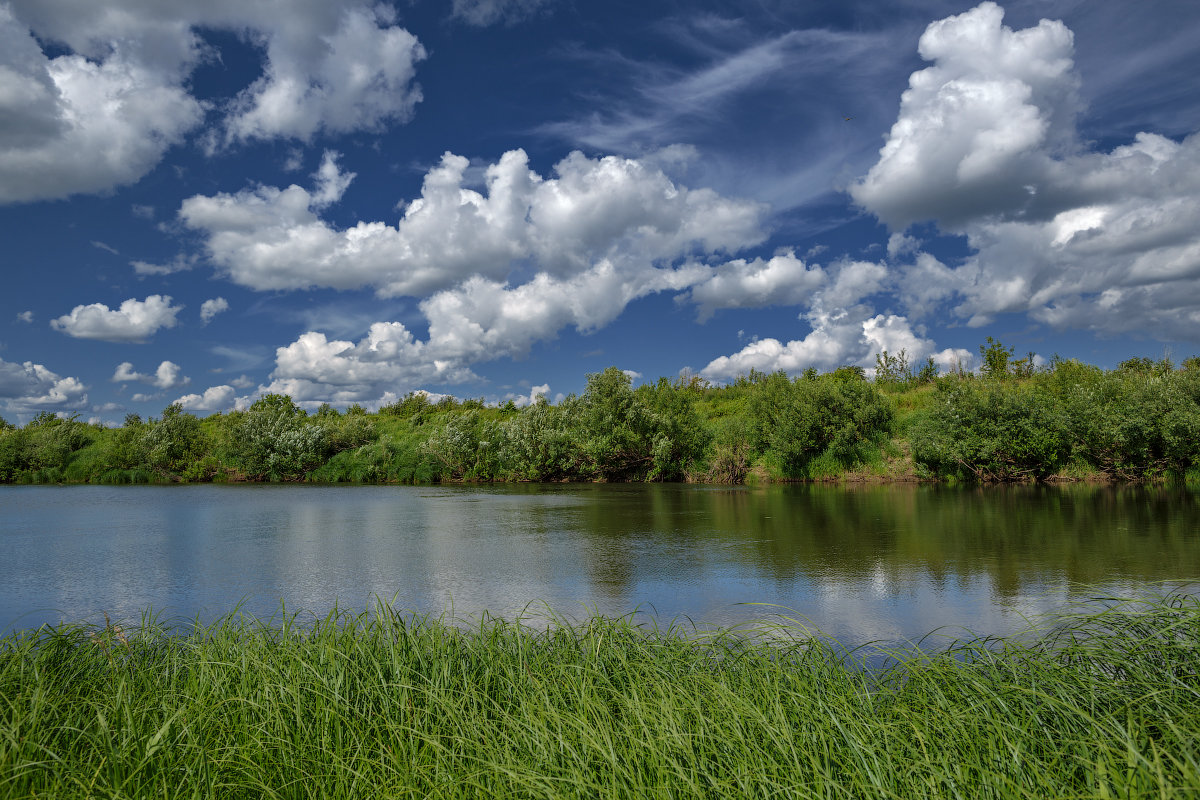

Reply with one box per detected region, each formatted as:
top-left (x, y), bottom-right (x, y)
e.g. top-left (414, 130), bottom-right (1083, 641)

top-left (0, 483), bottom-right (1196, 646)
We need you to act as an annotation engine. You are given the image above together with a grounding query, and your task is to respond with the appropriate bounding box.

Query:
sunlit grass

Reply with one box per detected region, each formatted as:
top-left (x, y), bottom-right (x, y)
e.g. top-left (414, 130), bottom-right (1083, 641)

top-left (2, 596), bottom-right (1199, 798)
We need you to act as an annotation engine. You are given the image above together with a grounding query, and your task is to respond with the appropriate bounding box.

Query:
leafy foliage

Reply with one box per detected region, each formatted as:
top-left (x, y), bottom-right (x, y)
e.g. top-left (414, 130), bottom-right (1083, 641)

top-left (750, 369), bottom-right (894, 477)
top-left (3, 348), bottom-right (1199, 485)
top-left (143, 404), bottom-right (208, 479)
top-left (910, 379), bottom-right (1070, 481)
top-left (225, 394), bottom-right (329, 480)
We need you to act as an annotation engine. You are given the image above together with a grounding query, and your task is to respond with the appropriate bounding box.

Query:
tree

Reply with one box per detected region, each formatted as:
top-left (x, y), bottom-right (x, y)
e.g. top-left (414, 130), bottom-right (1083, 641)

top-left (143, 404), bottom-right (207, 478)
top-left (575, 367), bottom-right (651, 480)
top-left (22, 412), bottom-right (92, 472)
top-left (979, 337), bottom-right (1014, 378)
top-left (635, 377), bottom-right (711, 480)
top-left (874, 349), bottom-right (912, 385)
top-left (101, 413), bottom-right (149, 471)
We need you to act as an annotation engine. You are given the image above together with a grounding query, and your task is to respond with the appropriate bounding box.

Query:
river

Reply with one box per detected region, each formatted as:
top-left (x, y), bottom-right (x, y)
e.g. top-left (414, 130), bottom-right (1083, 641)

top-left (1, 483), bottom-right (1197, 646)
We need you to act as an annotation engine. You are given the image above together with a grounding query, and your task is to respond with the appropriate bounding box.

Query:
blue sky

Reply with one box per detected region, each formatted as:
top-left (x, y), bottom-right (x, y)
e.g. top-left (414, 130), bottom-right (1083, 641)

top-left (2, 0), bottom-right (1199, 423)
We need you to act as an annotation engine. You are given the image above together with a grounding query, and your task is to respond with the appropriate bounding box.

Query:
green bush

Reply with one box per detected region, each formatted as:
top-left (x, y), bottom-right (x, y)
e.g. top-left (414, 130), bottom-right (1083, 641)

top-left (750, 370), bottom-right (894, 477)
top-left (421, 409), bottom-right (504, 480)
top-left (1064, 369), bottom-right (1200, 479)
top-left (225, 395), bottom-right (329, 480)
top-left (143, 404), bottom-right (209, 479)
top-left (499, 398), bottom-right (578, 481)
top-left (910, 378), bottom-right (1071, 482)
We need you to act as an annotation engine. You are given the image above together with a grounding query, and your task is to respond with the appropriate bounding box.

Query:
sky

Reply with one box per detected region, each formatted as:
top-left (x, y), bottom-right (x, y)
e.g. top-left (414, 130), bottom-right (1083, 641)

top-left (2, 0), bottom-right (1199, 424)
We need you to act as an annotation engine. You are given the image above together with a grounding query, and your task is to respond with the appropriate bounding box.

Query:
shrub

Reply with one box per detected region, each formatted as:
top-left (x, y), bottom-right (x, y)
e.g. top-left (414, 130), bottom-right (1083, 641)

top-left (1064, 369), bottom-right (1200, 479)
top-left (910, 378), bottom-right (1070, 481)
top-left (749, 370), bottom-right (894, 478)
top-left (142, 404), bottom-right (208, 478)
top-left (499, 399), bottom-right (577, 481)
top-left (421, 410), bottom-right (503, 480)
top-left (227, 395), bottom-right (329, 480)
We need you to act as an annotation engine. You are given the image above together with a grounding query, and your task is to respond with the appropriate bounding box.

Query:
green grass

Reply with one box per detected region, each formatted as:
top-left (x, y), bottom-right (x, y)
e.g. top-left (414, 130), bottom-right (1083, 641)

top-left (3, 597), bottom-right (1199, 798)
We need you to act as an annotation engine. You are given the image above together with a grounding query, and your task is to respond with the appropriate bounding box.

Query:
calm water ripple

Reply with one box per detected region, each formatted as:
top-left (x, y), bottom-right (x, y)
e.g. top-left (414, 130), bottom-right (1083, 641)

top-left (1, 483), bottom-right (1197, 646)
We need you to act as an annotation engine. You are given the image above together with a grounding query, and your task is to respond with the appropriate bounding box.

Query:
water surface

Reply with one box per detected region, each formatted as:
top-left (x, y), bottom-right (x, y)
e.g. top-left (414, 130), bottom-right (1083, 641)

top-left (1, 483), bottom-right (1197, 646)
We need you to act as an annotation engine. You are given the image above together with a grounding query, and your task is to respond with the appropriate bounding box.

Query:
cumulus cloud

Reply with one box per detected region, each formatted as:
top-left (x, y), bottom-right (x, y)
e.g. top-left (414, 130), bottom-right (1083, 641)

top-left (494, 383), bottom-right (551, 407)
top-left (854, 2), bottom-right (1200, 339)
top-left (683, 252), bottom-right (826, 321)
top-left (200, 297), bottom-right (229, 324)
top-left (175, 384), bottom-right (236, 413)
top-left (0, 356), bottom-right (87, 417)
top-left (177, 144), bottom-right (776, 401)
top-left (250, 255), bottom-right (698, 405)
top-left (0, 4), bottom-right (203, 204)
top-left (51, 295), bottom-right (181, 342)
top-left (701, 305), bottom-right (970, 380)
top-left (180, 148), bottom-right (765, 296)
top-left (851, 2), bottom-right (1079, 231)
top-left (697, 251), bottom-right (966, 380)
top-left (260, 322), bottom-right (477, 407)
top-left (223, 6), bottom-right (425, 143)
top-left (0, 1), bottom-right (426, 203)
top-left (15, 311), bottom-right (33, 323)
top-left (112, 360), bottom-right (190, 390)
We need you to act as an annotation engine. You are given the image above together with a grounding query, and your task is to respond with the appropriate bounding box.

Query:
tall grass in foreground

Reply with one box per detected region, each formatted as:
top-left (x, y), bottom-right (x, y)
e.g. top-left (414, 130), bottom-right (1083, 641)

top-left (2, 598), bottom-right (1199, 799)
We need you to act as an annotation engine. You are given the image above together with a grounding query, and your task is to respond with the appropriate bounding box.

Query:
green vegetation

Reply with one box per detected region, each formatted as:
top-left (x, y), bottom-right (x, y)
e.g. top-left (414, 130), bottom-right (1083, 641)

top-left (3, 344), bottom-right (1200, 485)
top-left (2, 597), bottom-right (1198, 798)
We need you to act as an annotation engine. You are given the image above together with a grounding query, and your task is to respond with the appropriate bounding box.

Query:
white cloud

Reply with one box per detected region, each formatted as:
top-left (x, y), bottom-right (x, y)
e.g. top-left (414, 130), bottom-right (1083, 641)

top-left (131, 254), bottom-right (196, 276)
top-left (112, 360), bottom-right (189, 390)
top-left (853, 2), bottom-right (1200, 340)
top-left (0, 1), bottom-right (426, 203)
top-left (819, 260), bottom-right (889, 309)
top-left (683, 252), bottom-right (826, 321)
top-left (896, 252), bottom-right (965, 320)
top-left (223, 6), bottom-right (425, 143)
top-left (180, 148), bottom-right (766, 296)
top-left (261, 322), bottom-right (477, 406)
top-left (701, 305), bottom-right (970, 380)
top-left (51, 295), bottom-right (181, 342)
top-left (886, 233), bottom-right (920, 258)
top-left (176, 147), bottom-right (787, 402)
top-left (252, 253), bottom-right (705, 404)
top-left (851, 2), bottom-right (1079, 231)
top-left (499, 383), bottom-right (551, 407)
top-left (175, 384), bottom-right (236, 413)
top-left (15, 311), bottom-right (33, 323)
top-left (199, 297), bottom-right (229, 324)
top-left (0, 4), bottom-right (203, 204)
top-left (0, 356), bottom-right (87, 417)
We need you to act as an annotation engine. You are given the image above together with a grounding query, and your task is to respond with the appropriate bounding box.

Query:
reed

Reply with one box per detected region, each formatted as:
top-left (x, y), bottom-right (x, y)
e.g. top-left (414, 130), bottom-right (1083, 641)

top-left (2, 596), bottom-right (1198, 798)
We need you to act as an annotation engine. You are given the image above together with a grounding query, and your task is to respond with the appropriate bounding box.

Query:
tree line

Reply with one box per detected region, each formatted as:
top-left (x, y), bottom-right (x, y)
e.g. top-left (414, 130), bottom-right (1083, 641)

top-left (2, 343), bottom-right (1199, 485)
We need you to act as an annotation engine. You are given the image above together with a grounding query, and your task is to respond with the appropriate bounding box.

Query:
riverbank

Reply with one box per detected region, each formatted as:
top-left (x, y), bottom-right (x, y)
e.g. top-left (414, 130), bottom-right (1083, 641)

top-left (4, 352), bottom-right (1200, 487)
top-left (3, 597), bottom-right (1198, 798)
